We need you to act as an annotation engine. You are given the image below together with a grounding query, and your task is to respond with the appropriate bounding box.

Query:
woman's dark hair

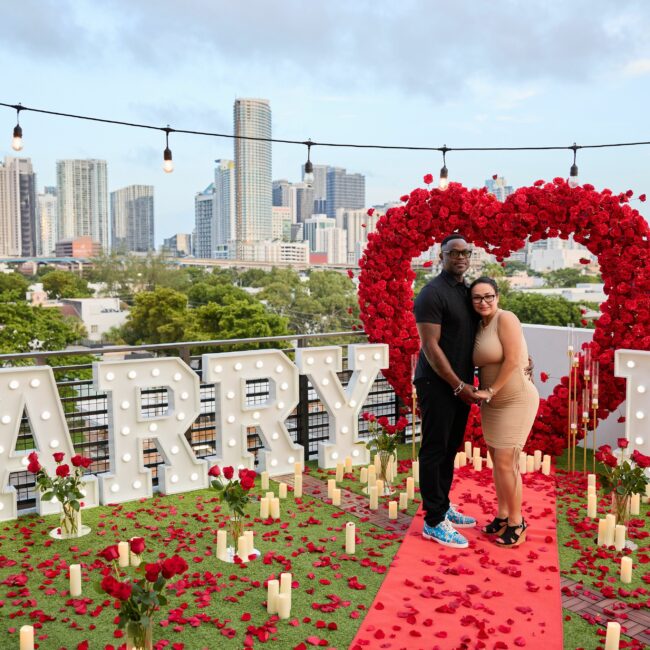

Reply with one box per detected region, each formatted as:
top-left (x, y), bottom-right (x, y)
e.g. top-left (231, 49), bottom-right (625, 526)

top-left (469, 276), bottom-right (499, 295)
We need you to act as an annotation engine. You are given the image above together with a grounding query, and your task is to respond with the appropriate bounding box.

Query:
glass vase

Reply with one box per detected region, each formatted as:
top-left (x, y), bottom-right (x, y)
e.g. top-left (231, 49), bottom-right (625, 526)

top-left (125, 619), bottom-right (153, 650)
top-left (611, 492), bottom-right (631, 527)
top-left (377, 451), bottom-right (394, 495)
top-left (59, 502), bottom-right (81, 538)
top-left (228, 514), bottom-right (243, 549)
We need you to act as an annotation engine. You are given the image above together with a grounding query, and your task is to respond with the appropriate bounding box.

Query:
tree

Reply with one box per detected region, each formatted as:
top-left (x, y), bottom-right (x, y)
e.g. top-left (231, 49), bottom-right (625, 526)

top-left (188, 281), bottom-right (254, 307)
top-left (544, 267), bottom-right (601, 288)
top-left (0, 272), bottom-right (29, 302)
top-left (42, 270), bottom-right (92, 299)
top-left (500, 292), bottom-right (583, 326)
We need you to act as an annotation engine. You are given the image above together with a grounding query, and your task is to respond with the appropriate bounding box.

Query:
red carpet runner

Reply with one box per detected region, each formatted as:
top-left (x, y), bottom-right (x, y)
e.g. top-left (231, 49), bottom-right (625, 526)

top-left (350, 465), bottom-right (563, 650)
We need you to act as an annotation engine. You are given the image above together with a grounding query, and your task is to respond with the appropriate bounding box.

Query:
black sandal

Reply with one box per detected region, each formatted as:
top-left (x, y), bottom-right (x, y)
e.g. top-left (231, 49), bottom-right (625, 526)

top-left (481, 516), bottom-right (508, 535)
top-left (495, 519), bottom-right (527, 547)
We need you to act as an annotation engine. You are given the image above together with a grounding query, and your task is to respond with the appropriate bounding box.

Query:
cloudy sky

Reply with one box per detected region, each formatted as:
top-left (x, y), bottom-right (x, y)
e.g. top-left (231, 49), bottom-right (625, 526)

top-left (2, 0), bottom-right (650, 243)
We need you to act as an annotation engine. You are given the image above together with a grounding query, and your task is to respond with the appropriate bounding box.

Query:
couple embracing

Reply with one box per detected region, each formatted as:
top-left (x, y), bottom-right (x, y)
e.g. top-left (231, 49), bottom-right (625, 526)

top-left (413, 234), bottom-right (539, 549)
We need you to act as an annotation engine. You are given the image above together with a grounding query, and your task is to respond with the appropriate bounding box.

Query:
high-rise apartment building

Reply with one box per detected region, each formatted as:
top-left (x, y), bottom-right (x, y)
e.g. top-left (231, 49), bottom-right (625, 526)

top-left (110, 185), bottom-right (154, 252)
top-left (56, 159), bottom-right (109, 250)
top-left (326, 167), bottom-right (365, 218)
top-left (194, 183), bottom-right (215, 258)
top-left (37, 190), bottom-right (58, 256)
top-left (303, 215), bottom-right (336, 253)
top-left (163, 233), bottom-right (192, 257)
top-left (234, 98), bottom-right (272, 252)
top-left (0, 157), bottom-right (37, 257)
top-left (214, 159), bottom-right (235, 259)
top-left (485, 176), bottom-right (514, 202)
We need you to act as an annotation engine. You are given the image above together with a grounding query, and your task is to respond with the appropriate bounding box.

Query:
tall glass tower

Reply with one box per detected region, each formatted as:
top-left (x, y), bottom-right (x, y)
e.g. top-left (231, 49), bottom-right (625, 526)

top-left (233, 98), bottom-right (272, 252)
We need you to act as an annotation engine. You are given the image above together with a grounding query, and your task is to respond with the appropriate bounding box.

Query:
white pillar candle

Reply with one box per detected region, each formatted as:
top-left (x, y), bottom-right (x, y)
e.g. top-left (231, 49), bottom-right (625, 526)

top-left (541, 455), bottom-right (551, 476)
top-left (130, 541), bottom-right (142, 568)
top-left (630, 493), bottom-right (640, 515)
top-left (270, 497), bottom-right (280, 519)
top-left (327, 478), bottom-right (336, 499)
top-left (587, 485), bottom-right (596, 497)
top-left (472, 447), bottom-right (480, 460)
top-left (69, 564), bottom-right (82, 597)
top-left (412, 460), bottom-right (420, 484)
top-left (604, 621), bottom-right (621, 650)
top-left (473, 456), bottom-right (482, 471)
top-left (216, 529), bottom-right (227, 560)
top-left (244, 530), bottom-right (254, 556)
top-left (261, 471), bottom-right (269, 490)
top-left (332, 488), bottom-right (341, 506)
top-left (344, 456), bottom-right (353, 472)
top-left (620, 556), bottom-right (633, 584)
top-left (587, 494), bottom-right (597, 518)
top-left (519, 452), bottom-right (527, 474)
top-left (294, 462), bottom-right (303, 474)
top-left (118, 541), bottom-right (129, 567)
top-left (367, 465), bottom-right (376, 485)
top-left (458, 451), bottom-right (466, 466)
top-left (260, 497), bottom-right (270, 519)
top-left (464, 441), bottom-right (472, 458)
top-left (399, 492), bottom-right (408, 510)
top-left (278, 482), bottom-right (287, 499)
top-left (335, 463), bottom-right (344, 482)
top-left (360, 467), bottom-right (368, 484)
top-left (406, 477), bottom-right (415, 500)
top-left (374, 453), bottom-right (381, 473)
top-left (388, 501), bottom-right (398, 519)
top-left (345, 521), bottom-right (355, 554)
top-left (277, 592), bottom-right (291, 619)
top-left (294, 474), bottom-right (303, 498)
top-left (237, 535), bottom-right (248, 560)
top-left (587, 473), bottom-right (596, 488)
top-left (604, 514), bottom-right (617, 546)
top-left (267, 579), bottom-right (279, 614)
top-left (280, 572), bottom-right (292, 594)
top-left (375, 479), bottom-right (384, 496)
top-left (266, 491), bottom-right (274, 501)
top-left (486, 453), bottom-right (494, 469)
top-left (526, 455), bottom-right (535, 473)
top-left (369, 485), bottom-right (378, 510)
top-left (454, 453), bottom-right (460, 469)
top-left (19, 625), bottom-right (34, 650)
top-left (614, 524), bottom-right (626, 551)
top-left (597, 518), bottom-right (608, 546)
top-left (533, 449), bottom-right (542, 471)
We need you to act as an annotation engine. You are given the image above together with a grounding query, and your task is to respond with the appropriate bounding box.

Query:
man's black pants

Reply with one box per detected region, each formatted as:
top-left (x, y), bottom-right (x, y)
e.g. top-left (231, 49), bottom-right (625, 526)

top-left (416, 377), bottom-right (470, 527)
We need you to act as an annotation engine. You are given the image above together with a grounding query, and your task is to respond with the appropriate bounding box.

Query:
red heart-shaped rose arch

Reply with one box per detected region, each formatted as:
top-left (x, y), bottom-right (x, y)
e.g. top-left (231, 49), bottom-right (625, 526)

top-left (357, 178), bottom-right (650, 456)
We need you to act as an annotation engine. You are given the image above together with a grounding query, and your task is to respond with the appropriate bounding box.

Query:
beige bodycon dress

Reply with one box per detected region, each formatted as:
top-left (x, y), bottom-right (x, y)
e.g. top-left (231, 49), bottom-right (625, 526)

top-left (473, 309), bottom-right (540, 449)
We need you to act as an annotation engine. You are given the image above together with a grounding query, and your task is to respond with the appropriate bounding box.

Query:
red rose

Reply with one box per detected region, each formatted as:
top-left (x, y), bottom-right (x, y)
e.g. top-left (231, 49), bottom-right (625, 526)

top-left (98, 545), bottom-right (120, 561)
top-left (53, 452), bottom-right (65, 463)
top-left (640, 194), bottom-right (646, 202)
top-left (240, 475), bottom-right (255, 490)
top-left (129, 537), bottom-right (145, 555)
top-left (223, 466), bottom-right (234, 480)
top-left (27, 451), bottom-right (41, 474)
top-left (631, 449), bottom-right (650, 468)
top-left (617, 437), bottom-right (629, 449)
top-left (367, 208), bottom-right (375, 216)
top-left (208, 465), bottom-right (221, 477)
top-left (114, 581), bottom-right (132, 601)
top-left (71, 454), bottom-right (92, 468)
top-left (396, 416), bottom-right (409, 430)
top-left (377, 416), bottom-right (389, 428)
top-left (144, 563), bottom-right (161, 583)
top-left (540, 372), bottom-right (549, 383)
top-left (423, 174), bottom-right (433, 185)
top-left (56, 464), bottom-right (70, 478)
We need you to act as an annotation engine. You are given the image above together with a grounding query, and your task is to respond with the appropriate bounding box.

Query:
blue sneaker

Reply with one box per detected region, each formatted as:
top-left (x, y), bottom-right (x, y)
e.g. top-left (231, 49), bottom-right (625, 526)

top-left (422, 519), bottom-right (469, 548)
top-left (446, 505), bottom-right (476, 528)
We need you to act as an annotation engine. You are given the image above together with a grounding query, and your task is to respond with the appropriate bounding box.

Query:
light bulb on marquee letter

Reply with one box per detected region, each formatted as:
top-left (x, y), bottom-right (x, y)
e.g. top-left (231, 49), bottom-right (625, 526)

top-left (295, 344), bottom-right (389, 469)
top-left (615, 349), bottom-right (650, 460)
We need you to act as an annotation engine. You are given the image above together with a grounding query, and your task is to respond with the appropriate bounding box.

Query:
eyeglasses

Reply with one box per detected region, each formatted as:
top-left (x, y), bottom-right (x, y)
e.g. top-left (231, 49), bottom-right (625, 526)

top-left (442, 249), bottom-right (472, 259)
top-left (471, 294), bottom-right (497, 304)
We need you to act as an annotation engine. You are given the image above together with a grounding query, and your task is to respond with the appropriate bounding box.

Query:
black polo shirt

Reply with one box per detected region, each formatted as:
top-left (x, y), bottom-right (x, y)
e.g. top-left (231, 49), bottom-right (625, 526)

top-left (413, 270), bottom-right (477, 385)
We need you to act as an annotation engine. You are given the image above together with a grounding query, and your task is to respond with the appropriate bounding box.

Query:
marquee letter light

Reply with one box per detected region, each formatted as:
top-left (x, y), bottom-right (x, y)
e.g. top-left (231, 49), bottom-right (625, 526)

top-left (94, 358), bottom-right (205, 503)
top-left (295, 344), bottom-right (389, 469)
top-left (202, 350), bottom-right (302, 476)
top-left (615, 349), bottom-right (650, 458)
top-left (0, 366), bottom-right (98, 521)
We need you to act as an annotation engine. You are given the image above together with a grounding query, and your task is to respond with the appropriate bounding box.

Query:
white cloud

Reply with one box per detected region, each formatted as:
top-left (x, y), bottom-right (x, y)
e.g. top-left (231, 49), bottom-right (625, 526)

top-left (622, 58), bottom-right (650, 77)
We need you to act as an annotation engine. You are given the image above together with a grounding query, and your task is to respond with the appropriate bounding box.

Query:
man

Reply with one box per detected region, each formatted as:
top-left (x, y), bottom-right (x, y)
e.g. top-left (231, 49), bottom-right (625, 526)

top-left (413, 234), bottom-right (478, 548)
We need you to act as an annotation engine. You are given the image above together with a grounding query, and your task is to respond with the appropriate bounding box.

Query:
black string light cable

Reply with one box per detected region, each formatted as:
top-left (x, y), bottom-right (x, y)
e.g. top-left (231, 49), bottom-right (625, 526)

top-left (4, 101), bottom-right (650, 177)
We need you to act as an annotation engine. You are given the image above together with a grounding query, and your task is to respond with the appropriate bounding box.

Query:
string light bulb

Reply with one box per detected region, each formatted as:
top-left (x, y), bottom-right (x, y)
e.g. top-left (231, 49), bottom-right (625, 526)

top-left (162, 126), bottom-right (174, 173)
top-left (568, 143), bottom-right (579, 188)
top-left (11, 104), bottom-right (23, 151)
top-left (439, 146), bottom-right (449, 190)
top-left (303, 139), bottom-right (314, 187)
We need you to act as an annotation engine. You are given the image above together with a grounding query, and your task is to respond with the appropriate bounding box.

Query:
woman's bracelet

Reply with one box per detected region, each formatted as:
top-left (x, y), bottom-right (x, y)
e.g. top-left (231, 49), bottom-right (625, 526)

top-left (453, 382), bottom-right (465, 396)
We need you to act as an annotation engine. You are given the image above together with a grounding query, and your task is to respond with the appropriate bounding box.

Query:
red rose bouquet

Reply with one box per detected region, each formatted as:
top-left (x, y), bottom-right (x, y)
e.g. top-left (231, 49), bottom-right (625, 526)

top-left (209, 465), bottom-right (257, 543)
top-left (27, 451), bottom-right (92, 537)
top-left (97, 538), bottom-right (188, 649)
top-left (362, 412), bottom-right (409, 490)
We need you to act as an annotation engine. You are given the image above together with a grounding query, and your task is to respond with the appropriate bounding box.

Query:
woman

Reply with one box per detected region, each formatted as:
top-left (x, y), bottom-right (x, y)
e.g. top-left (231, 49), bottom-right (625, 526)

top-left (470, 277), bottom-right (539, 547)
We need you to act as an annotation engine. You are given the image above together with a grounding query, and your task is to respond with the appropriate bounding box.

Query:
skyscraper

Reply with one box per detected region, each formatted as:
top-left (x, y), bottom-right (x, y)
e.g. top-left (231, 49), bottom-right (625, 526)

top-left (234, 98), bottom-right (272, 253)
top-left (214, 159), bottom-right (235, 259)
top-left (56, 159), bottom-right (109, 250)
top-left (0, 156), bottom-right (37, 257)
top-left (485, 176), bottom-right (514, 202)
top-left (194, 183), bottom-right (215, 258)
top-left (326, 167), bottom-right (365, 218)
top-left (37, 190), bottom-right (57, 256)
top-left (110, 185), bottom-right (155, 252)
